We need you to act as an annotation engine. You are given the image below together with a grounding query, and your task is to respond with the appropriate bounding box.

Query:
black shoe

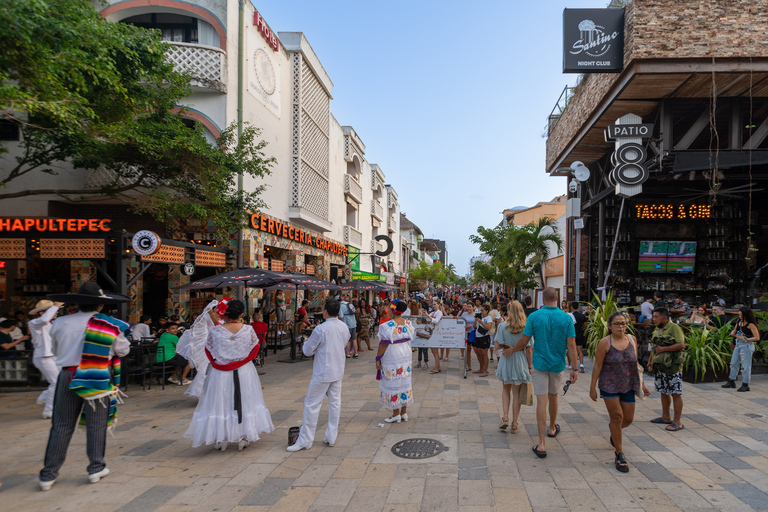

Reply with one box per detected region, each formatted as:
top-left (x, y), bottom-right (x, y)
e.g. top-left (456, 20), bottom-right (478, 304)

top-left (722, 380), bottom-right (736, 388)
top-left (738, 384), bottom-right (750, 392)
top-left (615, 452), bottom-right (629, 473)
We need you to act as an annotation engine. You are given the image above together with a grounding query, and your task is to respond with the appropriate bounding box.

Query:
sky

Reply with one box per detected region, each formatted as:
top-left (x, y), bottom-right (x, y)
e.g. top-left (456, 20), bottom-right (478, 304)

top-left (256, 0), bottom-right (611, 275)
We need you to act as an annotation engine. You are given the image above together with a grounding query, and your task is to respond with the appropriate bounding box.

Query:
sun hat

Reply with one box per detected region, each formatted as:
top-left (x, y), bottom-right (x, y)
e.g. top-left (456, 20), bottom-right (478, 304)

top-left (30, 300), bottom-right (56, 315)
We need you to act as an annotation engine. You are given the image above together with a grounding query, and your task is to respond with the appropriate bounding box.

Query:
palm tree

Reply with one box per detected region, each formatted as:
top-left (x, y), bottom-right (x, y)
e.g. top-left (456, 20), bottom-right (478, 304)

top-left (505, 217), bottom-right (563, 288)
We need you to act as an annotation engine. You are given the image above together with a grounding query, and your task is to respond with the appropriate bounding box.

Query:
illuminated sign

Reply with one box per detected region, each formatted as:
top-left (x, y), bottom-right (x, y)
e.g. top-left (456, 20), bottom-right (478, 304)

top-left (250, 214), bottom-right (348, 256)
top-left (0, 218), bottom-right (111, 232)
top-left (254, 10), bottom-right (279, 52)
top-left (635, 204), bottom-right (711, 220)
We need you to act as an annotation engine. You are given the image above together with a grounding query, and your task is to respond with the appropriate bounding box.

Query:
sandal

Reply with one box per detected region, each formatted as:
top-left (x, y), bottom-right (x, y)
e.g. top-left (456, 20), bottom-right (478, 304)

top-left (546, 424), bottom-right (561, 438)
top-left (532, 445), bottom-right (547, 458)
top-left (615, 452), bottom-right (629, 473)
top-left (429, 369), bottom-right (441, 374)
top-left (650, 417), bottom-right (673, 424)
top-left (665, 422), bottom-right (685, 432)
top-left (478, 372), bottom-right (488, 377)
top-left (499, 417), bottom-right (509, 430)
top-left (510, 423), bottom-right (519, 434)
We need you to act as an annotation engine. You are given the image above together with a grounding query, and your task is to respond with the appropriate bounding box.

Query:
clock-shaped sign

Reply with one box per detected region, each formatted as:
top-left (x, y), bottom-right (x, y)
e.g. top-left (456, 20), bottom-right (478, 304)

top-left (132, 230), bottom-right (160, 256)
top-left (253, 49), bottom-right (276, 95)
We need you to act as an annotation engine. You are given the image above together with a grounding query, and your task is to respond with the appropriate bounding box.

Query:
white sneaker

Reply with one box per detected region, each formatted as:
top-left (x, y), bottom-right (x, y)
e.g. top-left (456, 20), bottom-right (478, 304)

top-left (168, 376), bottom-right (180, 384)
top-left (323, 439), bottom-right (334, 447)
top-left (39, 479), bottom-right (55, 491)
top-left (42, 410), bottom-right (52, 419)
top-left (89, 468), bottom-right (109, 484)
top-left (286, 443), bottom-right (308, 452)
top-left (401, 413), bottom-right (408, 422)
top-left (565, 365), bottom-right (573, 370)
top-left (385, 415), bottom-right (401, 423)
top-left (579, 364), bottom-right (585, 373)
top-left (181, 379), bottom-right (191, 385)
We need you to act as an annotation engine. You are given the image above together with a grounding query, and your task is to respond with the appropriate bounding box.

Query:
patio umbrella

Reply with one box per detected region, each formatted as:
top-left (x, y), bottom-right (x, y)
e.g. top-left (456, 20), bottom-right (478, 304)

top-left (173, 267), bottom-right (294, 290)
top-left (339, 279), bottom-right (390, 291)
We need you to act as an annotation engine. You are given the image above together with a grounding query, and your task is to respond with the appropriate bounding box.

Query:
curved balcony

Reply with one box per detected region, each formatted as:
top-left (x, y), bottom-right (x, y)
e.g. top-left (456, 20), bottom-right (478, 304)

top-left (167, 42), bottom-right (226, 93)
top-left (344, 174), bottom-right (363, 204)
top-left (343, 225), bottom-right (362, 248)
top-left (371, 200), bottom-right (384, 221)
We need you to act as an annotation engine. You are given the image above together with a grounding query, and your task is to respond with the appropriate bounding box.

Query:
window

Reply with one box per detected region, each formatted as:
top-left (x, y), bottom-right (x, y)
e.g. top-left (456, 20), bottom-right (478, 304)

top-left (0, 120), bottom-right (20, 141)
top-left (123, 13), bottom-right (202, 44)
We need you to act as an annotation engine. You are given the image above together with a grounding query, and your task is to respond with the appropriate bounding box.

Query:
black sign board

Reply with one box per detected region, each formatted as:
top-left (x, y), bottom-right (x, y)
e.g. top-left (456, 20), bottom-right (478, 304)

top-left (563, 8), bottom-right (624, 74)
top-left (605, 123), bottom-right (654, 142)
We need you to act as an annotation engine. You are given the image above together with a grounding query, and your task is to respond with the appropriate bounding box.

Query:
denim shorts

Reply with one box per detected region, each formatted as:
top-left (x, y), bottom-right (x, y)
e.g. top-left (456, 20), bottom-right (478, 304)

top-left (599, 389), bottom-right (636, 404)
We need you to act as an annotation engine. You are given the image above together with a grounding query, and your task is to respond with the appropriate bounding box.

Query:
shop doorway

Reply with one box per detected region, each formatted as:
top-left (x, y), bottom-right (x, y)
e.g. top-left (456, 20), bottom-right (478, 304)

top-left (142, 263), bottom-right (169, 319)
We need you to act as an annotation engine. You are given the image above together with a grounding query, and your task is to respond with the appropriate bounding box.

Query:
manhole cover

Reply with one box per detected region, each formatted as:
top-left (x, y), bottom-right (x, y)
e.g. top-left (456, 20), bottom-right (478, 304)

top-left (391, 438), bottom-right (448, 459)
top-left (745, 413), bottom-right (765, 419)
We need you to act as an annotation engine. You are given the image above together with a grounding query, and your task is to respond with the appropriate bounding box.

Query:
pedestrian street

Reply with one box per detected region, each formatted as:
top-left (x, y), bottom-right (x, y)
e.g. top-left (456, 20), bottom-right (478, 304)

top-left (4, 352), bottom-right (768, 512)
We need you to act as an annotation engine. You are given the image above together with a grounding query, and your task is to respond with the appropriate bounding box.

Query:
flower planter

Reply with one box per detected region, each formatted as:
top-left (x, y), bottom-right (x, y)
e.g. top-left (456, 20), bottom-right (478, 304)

top-left (682, 367), bottom-right (730, 384)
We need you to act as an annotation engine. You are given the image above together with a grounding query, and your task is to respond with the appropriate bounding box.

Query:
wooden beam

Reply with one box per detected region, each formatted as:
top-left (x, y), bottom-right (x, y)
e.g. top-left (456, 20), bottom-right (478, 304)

top-left (744, 115), bottom-right (768, 150)
top-left (674, 109), bottom-right (711, 150)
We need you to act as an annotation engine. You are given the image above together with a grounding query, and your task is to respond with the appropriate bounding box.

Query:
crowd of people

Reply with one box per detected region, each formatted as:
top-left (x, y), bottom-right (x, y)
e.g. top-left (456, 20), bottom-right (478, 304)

top-left (6, 280), bottom-right (766, 490)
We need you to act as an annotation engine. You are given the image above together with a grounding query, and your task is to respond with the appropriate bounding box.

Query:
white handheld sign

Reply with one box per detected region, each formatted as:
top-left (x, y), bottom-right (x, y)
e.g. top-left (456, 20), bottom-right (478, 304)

top-left (405, 316), bottom-right (467, 349)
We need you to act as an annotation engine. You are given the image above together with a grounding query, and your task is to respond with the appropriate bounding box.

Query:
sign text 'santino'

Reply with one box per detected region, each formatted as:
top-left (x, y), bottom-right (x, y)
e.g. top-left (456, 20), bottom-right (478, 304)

top-left (254, 10), bottom-right (279, 52)
top-left (250, 214), bottom-right (347, 256)
top-left (0, 218), bottom-right (111, 232)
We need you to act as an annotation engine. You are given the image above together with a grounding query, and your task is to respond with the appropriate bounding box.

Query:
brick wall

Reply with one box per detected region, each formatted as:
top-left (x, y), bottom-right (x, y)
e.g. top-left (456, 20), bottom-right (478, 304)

top-left (546, 0), bottom-right (768, 170)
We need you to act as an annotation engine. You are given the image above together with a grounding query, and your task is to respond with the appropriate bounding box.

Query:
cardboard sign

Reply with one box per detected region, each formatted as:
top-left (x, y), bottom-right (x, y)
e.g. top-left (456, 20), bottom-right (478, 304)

top-left (405, 316), bottom-right (467, 349)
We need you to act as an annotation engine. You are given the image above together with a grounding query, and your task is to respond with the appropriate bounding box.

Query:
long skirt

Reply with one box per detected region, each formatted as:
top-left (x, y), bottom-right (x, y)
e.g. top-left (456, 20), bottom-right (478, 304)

top-left (184, 362), bottom-right (274, 447)
top-left (379, 343), bottom-right (413, 410)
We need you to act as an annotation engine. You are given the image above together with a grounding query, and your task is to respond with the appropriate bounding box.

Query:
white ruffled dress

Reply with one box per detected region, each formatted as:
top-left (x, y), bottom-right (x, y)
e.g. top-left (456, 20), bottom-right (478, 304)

top-left (184, 324), bottom-right (274, 447)
top-left (175, 301), bottom-right (216, 398)
top-left (378, 319), bottom-right (415, 410)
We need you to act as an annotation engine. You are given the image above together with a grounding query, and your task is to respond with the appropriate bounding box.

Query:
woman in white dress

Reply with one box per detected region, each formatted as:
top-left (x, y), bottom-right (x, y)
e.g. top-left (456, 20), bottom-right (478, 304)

top-left (176, 300), bottom-right (218, 398)
top-left (184, 300), bottom-right (274, 451)
top-left (376, 301), bottom-right (415, 423)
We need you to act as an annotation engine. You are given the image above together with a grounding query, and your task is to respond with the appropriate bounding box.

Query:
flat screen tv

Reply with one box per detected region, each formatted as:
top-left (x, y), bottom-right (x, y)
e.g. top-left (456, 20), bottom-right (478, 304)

top-left (638, 240), bottom-right (697, 274)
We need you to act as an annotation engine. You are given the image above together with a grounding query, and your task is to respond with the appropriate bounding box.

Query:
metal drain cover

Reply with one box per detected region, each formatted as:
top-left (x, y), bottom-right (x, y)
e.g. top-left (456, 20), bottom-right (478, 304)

top-left (391, 438), bottom-right (448, 459)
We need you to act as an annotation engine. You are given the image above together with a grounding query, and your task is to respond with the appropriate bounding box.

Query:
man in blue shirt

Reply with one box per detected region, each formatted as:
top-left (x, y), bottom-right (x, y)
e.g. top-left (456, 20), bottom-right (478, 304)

top-left (338, 294), bottom-right (358, 358)
top-left (503, 287), bottom-right (578, 459)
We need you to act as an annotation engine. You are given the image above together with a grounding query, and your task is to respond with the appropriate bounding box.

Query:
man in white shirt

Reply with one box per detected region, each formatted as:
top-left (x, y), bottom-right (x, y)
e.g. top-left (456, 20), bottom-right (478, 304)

top-left (28, 300), bottom-right (63, 418)
top-left (288, 299), bottom-right (350, 451)
top-left (131, 314), bottom-right (153, 342)
top-left (39, 283), bottom-right (131, 491)
top-left (639, 297), bottom-right (654, 322)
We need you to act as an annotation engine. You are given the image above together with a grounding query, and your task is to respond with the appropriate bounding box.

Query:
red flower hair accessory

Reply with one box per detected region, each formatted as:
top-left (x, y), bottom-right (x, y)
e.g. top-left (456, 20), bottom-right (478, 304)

top-left (216, 297), bottom-right (234, 317)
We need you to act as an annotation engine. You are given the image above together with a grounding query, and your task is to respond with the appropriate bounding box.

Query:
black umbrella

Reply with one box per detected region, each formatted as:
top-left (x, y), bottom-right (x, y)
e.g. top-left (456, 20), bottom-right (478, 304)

top-left (339, 279), bottom-right (390, 291)
top-left (173, 267), bottom-right (295, 290)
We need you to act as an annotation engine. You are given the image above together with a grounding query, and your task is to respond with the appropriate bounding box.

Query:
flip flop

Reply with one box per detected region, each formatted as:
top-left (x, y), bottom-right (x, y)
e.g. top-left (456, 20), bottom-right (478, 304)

top-left (650, 417), bottom-right (673, 424)
top-left (665, 423), bottom-right (685, 432)
top-left (532, 445), bottom-right (547, 458)
top-left (547, 424), bottom-right (561, 438)
top-left (472, 370), bottom-right (482, 374)
top-left (429, 369), bottom-right (441, 374)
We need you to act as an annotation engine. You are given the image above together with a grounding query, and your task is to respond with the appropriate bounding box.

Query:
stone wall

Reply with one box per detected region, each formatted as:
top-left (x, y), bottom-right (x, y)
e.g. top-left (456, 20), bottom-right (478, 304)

top-left (546, 0), bottom-right (768, 170)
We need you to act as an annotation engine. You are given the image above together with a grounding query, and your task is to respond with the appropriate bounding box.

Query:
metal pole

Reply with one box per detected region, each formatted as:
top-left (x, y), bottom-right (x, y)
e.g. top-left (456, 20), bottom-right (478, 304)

top-left (236, 0), bottom-right (245, 300)
top-left (575, 184), bottom-right (581, 302)
top-left (597, 201), bottom-right (605, 290)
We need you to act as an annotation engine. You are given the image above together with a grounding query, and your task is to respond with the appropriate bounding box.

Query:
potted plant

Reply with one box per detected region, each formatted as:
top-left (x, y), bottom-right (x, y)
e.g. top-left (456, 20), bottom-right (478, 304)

top-left (681, 323), bottom-right (732, 383)
top-left (584, 291), bottom-right (635, 360)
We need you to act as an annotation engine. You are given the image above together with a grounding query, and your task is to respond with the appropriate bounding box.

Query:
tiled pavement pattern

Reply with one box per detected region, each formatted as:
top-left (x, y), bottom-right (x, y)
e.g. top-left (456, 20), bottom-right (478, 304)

top-left (4, 348), bottom-right (768, 512)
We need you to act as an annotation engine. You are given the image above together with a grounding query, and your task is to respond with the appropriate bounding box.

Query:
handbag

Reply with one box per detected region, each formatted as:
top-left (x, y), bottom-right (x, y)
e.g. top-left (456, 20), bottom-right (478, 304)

top-left (519, 382), bottom-right (534, 406)
top-left (467, 329), bottom-right (476, 344)
top-left (628, 335), bottom-right (646, 401)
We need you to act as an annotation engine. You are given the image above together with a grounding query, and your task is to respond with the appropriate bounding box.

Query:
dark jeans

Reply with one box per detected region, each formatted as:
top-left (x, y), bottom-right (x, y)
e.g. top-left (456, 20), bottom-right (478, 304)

top-left (418, 347), bottom-right (429, 362)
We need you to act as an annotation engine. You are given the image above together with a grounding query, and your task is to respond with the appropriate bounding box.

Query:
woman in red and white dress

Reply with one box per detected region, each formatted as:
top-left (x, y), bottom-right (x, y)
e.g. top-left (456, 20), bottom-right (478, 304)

top-left (184, 299), bottom-right (274, 451)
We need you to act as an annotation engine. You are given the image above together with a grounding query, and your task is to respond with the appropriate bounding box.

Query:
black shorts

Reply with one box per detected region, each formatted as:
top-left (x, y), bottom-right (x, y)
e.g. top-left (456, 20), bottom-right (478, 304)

top-left (575, 336), bottom-right (586, 346)
top-left (165, 354), bottom-right (188, 367)
top-left (474, 335), bottom-right (491, 349)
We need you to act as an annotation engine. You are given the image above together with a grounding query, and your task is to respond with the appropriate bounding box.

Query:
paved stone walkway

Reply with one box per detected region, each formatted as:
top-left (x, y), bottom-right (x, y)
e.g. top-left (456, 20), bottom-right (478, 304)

top-left (4, 345), bottom-right (768, 511)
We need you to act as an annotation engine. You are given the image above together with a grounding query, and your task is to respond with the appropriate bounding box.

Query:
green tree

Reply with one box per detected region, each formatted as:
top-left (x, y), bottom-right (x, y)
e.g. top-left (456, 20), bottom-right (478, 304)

top-left (410, 260), bottom-right (449, 287)
top-left (0, 0), bottom-right (274, 235)
top-left (506, 217), bottom-right (563, 286)
top-left (469, 224), bottom-right (538, 294)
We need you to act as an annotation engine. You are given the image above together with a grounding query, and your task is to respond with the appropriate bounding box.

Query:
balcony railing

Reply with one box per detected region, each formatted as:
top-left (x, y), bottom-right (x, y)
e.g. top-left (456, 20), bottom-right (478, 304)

top-left (343, 225), bottom-right (362, 248)
top-left (344, 174), bottom-right (363, 204)
top-left (167, 42), bottom-right (226, 92)
top-left (546, 85), bottom-right (574, 136)
top-left (387, 215), bottom-right (395, 232)
top-left (371, 200), bottom-right (384, 221)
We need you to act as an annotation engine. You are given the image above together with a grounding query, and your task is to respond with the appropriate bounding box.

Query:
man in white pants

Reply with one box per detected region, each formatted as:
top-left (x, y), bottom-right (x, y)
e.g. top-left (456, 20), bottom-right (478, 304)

top-left (287, 299), bottom-right (349, 451)
top-left (28, 300), bottom-right (63, 419)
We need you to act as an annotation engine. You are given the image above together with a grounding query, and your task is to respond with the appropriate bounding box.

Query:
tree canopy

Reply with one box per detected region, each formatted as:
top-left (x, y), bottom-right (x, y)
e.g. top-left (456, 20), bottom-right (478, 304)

top-left (0, 0), bottom-right (274, 235)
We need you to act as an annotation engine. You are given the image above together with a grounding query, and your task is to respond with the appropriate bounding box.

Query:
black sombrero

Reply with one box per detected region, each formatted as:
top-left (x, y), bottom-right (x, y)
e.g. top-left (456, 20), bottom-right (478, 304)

top-left (48, 282), bottom-right (131, 304)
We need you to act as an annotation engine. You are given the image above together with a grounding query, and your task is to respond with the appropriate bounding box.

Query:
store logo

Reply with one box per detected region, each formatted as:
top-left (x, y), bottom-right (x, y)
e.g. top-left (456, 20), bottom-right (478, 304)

top-left (254, 10), bottom-right (279, 52)
top-left (570, 19), bottom-right (618, 57)
top-left (132, 230), bottom-right (160, 256)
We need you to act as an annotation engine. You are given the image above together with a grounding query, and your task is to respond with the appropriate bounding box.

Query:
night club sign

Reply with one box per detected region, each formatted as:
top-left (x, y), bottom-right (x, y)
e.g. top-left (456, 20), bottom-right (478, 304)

top-left (563, 8), bottom-right (624, 73)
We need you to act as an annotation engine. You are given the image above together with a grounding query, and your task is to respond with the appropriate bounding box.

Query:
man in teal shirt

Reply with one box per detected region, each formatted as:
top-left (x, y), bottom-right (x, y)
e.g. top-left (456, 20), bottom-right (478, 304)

top-left (504, 287), bottom-right (578, 458)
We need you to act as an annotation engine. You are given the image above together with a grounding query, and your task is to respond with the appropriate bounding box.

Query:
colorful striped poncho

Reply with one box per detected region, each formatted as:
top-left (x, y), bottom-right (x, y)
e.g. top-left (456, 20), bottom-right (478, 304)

top-left (69, 313), bottom-right (130, 429)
